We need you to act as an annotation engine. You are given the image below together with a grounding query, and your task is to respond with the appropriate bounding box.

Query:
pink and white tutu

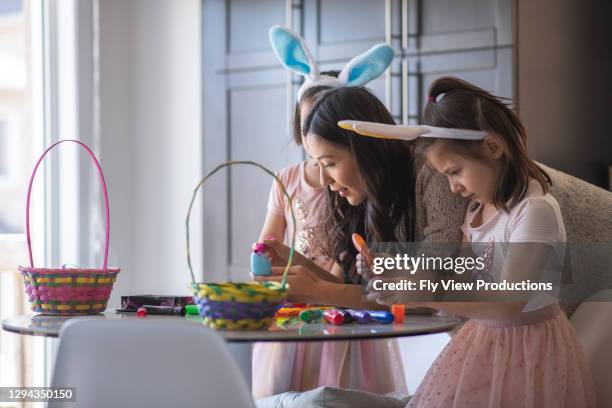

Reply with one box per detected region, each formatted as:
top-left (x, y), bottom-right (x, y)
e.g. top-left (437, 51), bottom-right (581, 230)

top-left (253, 339), bottom-right (407, 400)
top-left (407, 305), bottom-right (596, 408)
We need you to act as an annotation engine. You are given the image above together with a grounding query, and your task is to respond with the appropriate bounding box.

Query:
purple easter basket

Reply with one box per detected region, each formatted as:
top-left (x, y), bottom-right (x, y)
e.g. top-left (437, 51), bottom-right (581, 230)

top-left (19, 140), bottom-right (120, 315)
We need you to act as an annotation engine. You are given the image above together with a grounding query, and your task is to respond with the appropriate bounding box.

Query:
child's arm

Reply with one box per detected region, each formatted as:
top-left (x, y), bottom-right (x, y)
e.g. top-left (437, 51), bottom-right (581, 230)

top-left (258, 211), bottom-right (286, 242)
top-left (262, 239), bottom-right (341, 283)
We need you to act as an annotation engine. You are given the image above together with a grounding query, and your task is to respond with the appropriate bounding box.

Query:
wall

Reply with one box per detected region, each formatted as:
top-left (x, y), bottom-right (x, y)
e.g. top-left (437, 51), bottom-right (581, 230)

top-left (518, 0), bottom-right (612, 187)
top-left (98, 0), bottom-right (203, 307)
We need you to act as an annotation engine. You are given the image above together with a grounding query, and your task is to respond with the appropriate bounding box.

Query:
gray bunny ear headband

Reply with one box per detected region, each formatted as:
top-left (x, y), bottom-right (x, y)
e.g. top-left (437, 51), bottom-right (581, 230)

top-left (337, 120), bottom-right (487, 141)
top-left (269, 25), bottom-right (394, 101)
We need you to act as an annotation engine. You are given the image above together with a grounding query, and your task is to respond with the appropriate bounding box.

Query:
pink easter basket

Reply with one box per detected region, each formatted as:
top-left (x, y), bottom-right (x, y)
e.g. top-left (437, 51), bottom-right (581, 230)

top-left (19, 140), bottom-right (120, 315)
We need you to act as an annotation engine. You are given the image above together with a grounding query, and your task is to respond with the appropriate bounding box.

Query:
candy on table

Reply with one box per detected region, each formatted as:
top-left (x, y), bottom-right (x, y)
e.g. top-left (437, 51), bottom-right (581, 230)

top-left (391, 304), bottom-right (406, 323)
top-left (368, 310), bottom-right (394, 324)
top-left (251, 242), bottom-right (272, 276)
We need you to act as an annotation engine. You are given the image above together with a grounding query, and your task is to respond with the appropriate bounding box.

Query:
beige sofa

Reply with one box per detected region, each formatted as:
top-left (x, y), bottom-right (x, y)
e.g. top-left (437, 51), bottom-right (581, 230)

top-left (542, 164), bottom-right (612, 408)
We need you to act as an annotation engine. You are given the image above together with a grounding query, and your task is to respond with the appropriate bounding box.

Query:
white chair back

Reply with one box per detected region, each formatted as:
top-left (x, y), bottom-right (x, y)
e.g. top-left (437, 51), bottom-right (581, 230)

top-left (49, 318), bottom-right (254, 408)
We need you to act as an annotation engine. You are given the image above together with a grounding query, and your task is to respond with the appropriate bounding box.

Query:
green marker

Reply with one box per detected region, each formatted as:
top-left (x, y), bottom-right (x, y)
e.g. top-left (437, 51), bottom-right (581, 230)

top-left (185, 304), bottom-right (200, 315)
top-left (299, 308), bottom-right (323, 323)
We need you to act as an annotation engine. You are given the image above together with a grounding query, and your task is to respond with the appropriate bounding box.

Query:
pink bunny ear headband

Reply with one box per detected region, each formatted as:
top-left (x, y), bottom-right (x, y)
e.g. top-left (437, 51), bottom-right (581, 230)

top-left (337, 120), bottom-right (487, 141)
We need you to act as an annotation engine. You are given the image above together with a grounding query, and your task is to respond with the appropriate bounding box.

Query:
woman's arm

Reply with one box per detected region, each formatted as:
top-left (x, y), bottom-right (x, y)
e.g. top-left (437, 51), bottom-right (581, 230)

top-left (254, 265), bottom-right (387, 310)
top-left (416, 164), bottom-right (467, 244)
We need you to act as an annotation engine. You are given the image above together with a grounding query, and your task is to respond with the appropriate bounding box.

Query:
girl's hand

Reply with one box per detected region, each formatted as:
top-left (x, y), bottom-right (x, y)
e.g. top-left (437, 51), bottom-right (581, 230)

top-left (252, 265), bottom-right (325, 303)
top-left (251, 237), bottom-right (290, 268)
top-left (255, 238), bottom-right (341, 283)
top-left (263, 237), bottom-right (297, 266)
top-left (356, 253), bottom-right (375, 282)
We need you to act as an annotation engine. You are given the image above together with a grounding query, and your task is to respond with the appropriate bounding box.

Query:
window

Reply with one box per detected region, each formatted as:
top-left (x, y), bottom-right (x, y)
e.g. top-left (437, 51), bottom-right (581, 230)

top-left (0, 120), bottom-right (7, 176)
top-left (0, 0), bottom-right (44, 391)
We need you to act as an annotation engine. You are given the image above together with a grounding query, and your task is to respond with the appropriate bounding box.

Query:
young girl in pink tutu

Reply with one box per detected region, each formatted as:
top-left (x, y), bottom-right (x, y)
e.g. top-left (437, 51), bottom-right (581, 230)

top-left (356, 76), bottom-right (596, 407)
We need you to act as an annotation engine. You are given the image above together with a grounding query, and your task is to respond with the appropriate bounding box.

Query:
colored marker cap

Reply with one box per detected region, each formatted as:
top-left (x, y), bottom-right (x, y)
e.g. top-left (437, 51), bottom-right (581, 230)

top-left (391, 304), bottom-right (405, 323)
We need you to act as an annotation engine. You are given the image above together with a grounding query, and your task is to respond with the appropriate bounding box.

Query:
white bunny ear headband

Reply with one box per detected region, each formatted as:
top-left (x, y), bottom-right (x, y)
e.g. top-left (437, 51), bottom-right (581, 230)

top-left (269, 25), bottom-right (394, 101)
top-left (338, 120), bottom-right (487, 141)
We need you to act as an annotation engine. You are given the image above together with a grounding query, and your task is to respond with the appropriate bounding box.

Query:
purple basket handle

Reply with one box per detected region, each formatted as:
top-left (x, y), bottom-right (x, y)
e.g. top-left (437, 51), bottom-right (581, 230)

top-left (25, 139), bottom-right (110, 269)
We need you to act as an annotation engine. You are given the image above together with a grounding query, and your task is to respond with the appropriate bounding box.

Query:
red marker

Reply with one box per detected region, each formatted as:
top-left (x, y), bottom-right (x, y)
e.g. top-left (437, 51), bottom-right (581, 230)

top-left (352, 233), bottom-right (373, 264)
top-left (323, 309), bottom-right (345, 325)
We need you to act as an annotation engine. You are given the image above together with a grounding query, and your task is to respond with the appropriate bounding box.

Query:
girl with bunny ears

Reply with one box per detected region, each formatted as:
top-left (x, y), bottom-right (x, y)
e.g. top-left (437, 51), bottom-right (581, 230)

top-left (252, 27), bottom-right (409, 399)
top-left (347, 77), bottom-right (596, 407)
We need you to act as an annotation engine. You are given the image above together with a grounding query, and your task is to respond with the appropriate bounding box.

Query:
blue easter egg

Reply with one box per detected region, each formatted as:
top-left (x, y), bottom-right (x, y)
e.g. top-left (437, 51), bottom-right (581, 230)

top-left (251, 253), bottom-right (272, 276)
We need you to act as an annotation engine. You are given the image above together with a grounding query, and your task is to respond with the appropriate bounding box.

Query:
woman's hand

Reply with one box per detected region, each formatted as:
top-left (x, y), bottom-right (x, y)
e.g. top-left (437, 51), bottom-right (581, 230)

top-left (252, 265), bottom-right (328, 303)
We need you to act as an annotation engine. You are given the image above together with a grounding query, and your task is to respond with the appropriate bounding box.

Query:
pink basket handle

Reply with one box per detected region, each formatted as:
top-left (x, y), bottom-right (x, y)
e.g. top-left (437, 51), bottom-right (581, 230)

top-left (25, 139), bottom-right (110, 269)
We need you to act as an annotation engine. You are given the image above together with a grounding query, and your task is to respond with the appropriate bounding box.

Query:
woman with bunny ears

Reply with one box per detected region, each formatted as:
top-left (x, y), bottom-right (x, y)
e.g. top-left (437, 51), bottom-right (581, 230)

top-left (252, 26), bottom-right (409, 399)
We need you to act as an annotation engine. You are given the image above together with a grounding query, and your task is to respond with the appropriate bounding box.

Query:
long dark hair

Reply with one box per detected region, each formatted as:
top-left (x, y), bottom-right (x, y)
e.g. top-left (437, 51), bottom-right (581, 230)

top-left (303, 87), bottom-right (417, 283)
top-left (291, 70), bottom-right (340, 145)
top-left (420, 76), bottom-right (550, 212)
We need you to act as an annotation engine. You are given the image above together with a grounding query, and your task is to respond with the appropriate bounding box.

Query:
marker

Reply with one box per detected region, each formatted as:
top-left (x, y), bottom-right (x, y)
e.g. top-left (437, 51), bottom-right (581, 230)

top-left (277, 307), bottom-right (306, 317)
top-left (351, 233), bottom-right (373, 264)
top-left (185, 304), bottom-right (200, 315)
top-left (340, 310), bottom-right (353, 324)
top-left (346, 309), bottom-right (372, 324)
top-left (323, 309), bottom-right (345, 325)
top-left (299, 308), bottom-right (323, 323)
top-left (391, 304), bottom-right (406, 324)
top-left (141, 305), bottom-right (186, 316)
top-left (368, 310), bottom-right (394, 324)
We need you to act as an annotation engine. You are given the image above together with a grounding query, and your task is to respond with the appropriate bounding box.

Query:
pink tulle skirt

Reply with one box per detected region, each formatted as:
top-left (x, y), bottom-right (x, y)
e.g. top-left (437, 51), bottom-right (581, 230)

top-left (408, 305), bottom-right (596, 408)
top-left (252, 339), bottom-right (407, 400)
